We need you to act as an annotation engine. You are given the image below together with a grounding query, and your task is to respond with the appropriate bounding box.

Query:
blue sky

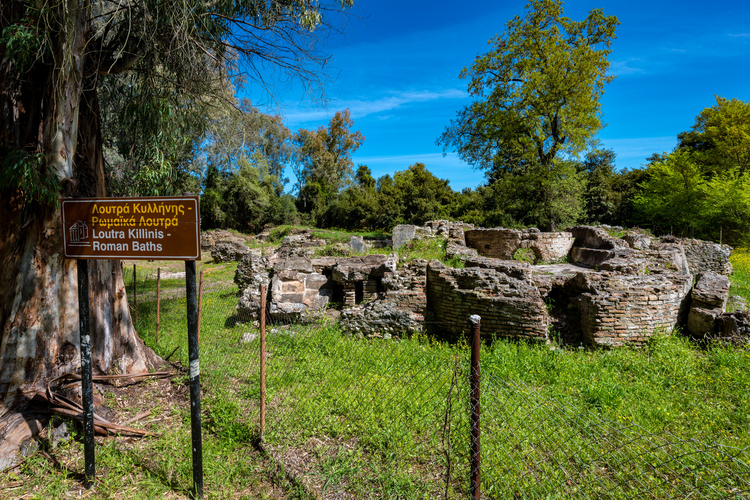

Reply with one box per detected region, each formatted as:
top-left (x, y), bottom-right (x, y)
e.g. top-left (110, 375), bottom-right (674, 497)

top-left (249, 0), bottom-right (750, 191)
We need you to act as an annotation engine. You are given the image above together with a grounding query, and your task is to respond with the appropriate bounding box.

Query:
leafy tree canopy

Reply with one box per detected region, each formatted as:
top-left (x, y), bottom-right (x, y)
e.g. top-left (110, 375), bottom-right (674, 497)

top-left (677, 96), bottom-right (750, 176)
top-left (438, 0), bottom-right (618, 176)
top-left (437, 0), bottom-right (617, 230)
top-left (293, 109), bottom-right (364, 214)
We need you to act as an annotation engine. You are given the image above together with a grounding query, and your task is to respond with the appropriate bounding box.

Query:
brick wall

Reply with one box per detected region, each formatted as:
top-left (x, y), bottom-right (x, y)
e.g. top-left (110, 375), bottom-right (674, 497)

top-left (680, 238), bottom-right (733, 275)
top-left (574, 272), bottom-right (693, 347)
top-left (427, 263), bottom-right (548, 341)
top-left (464, 228), bottom-right (574, 263)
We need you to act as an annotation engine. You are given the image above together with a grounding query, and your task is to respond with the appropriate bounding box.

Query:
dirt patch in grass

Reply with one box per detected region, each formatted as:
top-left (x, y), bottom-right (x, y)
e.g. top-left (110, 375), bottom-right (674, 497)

top-left (265, 436), bottom-right (360, 499)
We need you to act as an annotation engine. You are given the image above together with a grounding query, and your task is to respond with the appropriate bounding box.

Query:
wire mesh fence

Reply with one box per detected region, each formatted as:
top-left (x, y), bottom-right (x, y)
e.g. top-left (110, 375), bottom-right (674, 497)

top-left (479, 372), bottom-right (750, 499)
top-left (122, 264), bottom-right (750, 498)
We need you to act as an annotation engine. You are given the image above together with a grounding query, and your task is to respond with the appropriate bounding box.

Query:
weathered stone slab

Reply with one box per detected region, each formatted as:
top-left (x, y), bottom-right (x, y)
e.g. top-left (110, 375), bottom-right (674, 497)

top-left (570, 226), bottom-right (627, 250)
top-left (691, 271), bottom-right (730, 309)
top-left (687, 271), bottom-right (730, 337)
top-left (392, 224), bottom-right (417, 249)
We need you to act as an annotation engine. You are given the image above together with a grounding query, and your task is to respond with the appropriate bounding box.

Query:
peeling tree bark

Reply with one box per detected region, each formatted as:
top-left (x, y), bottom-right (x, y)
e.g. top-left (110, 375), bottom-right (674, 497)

top-left (0, 1), bottom-right (161, 460)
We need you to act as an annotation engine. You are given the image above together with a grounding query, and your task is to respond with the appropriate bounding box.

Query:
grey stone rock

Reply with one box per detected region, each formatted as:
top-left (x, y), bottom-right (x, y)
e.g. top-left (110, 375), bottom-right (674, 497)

top-left (50, 422), bottom-right (70, 447)
top-left (212, 240), bottom-right (250, 263)
top-left (688, 307), bottom-right (720, 337)
top-left (349, 236), bottom-right (368, 253)
top-left (0, 457), bottom-right (14, 471)
top-left (570, 226), bottom-right (627, 250)
top-left (19, 439), bottom-right (38, 457)
top-left (726, 294), bottom-right (748, 313)
top-left (687, 271), bottom-right (731, 337)
top-left (715, 311), bottom-right (750, 337)
top-left (392, 224), bottom-right (417, 249)
top-left (623, 232), bottom-right (652, 250)
top-left (692, 271), bottom-right (730, 310)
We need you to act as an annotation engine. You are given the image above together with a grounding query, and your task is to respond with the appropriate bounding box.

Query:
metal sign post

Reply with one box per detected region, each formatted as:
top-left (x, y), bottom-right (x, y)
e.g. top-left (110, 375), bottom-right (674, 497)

top-left (77, 259), bottom-right (95, 488)
top-left (186, 261), bottom-right (203, 497)
top-left (62, 195), bottom-right (203, 495)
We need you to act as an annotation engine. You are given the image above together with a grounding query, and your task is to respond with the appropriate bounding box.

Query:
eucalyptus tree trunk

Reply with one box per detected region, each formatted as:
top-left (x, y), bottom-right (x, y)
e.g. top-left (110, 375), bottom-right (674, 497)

top-left (0, 2), bottom-right (160, 461)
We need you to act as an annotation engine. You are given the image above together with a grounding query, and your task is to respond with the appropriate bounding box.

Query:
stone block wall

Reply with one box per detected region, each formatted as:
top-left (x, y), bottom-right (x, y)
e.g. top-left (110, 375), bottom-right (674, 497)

top-left (573, 272), bottom-right (693, 347)
top-left (392, 220), bottom-right (474, 249)
top-left (464, 228), bottom-right (574, 263)
top-left (680, 238), bottom-right (733, 275)
top-left (427, 262), bottom-right (548, 341)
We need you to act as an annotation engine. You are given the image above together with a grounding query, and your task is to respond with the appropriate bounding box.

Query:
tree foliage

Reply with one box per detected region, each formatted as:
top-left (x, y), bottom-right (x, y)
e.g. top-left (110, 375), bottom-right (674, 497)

top-left (635, 97), bottom-right (750, 244)
top-left (293, 109), bottom-right (364, 216)
top-left (438, 0), bottom-right (618, 230)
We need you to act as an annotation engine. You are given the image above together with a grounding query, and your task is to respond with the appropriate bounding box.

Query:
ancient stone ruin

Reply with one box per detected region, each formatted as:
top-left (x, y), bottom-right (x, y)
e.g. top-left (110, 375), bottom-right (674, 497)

top-left (234, 222), bottom-right (740, 347)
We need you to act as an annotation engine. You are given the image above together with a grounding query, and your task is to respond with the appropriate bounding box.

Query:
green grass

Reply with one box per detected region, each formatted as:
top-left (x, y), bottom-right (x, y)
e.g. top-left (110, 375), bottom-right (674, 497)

top-left (395, 236), bottom-right (465, 268)
top-left (6, 250), bottom-right (750, 497)
top-left (730, 247), bottom-right (750, 303)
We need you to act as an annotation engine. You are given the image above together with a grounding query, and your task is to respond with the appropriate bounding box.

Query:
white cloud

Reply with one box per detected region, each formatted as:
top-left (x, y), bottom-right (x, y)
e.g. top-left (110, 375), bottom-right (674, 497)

top-left (282, 88), bottom-right (467, 125)
top-left (609, 59), bottom-right (646, 76)
top-left (601, 136), bottom-right (676, 155)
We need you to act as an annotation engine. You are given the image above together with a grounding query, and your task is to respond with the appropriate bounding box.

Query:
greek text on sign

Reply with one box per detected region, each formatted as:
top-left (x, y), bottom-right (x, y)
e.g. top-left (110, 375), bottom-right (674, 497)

top-left (62, 196), bottom-right (201, 260)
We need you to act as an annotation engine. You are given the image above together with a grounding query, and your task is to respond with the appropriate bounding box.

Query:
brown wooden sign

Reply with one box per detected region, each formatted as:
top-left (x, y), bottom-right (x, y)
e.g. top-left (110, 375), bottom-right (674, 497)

top-left (62, 196), bottom-right (201, 260)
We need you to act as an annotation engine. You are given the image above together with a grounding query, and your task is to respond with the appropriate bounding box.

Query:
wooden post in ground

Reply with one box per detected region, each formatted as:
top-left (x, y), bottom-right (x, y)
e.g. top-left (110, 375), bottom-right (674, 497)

top-left (260, 284), bottom-right (267, 441)
top-left (156, 267), bottom-right (161, 344)
top-left (133, 263), bottom-right (137, 316)
top-left (197, 270), bottom-right (204, 344)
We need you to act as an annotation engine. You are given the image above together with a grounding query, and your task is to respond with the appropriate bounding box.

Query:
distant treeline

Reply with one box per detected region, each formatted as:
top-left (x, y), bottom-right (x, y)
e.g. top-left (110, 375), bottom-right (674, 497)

top-left (192, 97), bottom-right (750, 246)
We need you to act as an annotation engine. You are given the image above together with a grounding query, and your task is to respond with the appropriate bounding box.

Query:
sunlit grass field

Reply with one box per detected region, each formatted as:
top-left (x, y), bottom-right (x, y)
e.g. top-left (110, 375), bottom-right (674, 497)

top-left (730, 247), bottom-right (750, 303)
top-left (5, 247), bottom-right (750, 498)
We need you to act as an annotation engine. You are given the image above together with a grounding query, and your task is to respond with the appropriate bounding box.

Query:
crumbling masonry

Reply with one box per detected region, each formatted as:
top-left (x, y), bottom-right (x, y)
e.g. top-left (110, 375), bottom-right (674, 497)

top-left (232, 222), bottom-right (740, 347)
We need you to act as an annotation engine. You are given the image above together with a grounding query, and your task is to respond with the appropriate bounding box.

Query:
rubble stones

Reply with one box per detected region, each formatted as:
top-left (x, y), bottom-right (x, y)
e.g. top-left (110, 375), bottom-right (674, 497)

top-left (236, 255), bottom-right (272, 321)
top-left (340, 300), bottom-right (423, 336)
top-left (235, 254), bottom-right (270, 293)
top-left (392, 221), bottom-right (474, 249)
top-left (201, 229), bottom-right (248, 256)
top-left (715, 311), bottom-right (750, 339)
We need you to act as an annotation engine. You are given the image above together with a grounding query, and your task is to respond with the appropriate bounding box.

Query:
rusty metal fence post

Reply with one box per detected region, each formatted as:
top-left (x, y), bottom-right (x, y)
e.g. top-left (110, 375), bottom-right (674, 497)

top-left (260, 284), bottom-right (267, 441)
top-left (469, 314), bottom-right (482, 500)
